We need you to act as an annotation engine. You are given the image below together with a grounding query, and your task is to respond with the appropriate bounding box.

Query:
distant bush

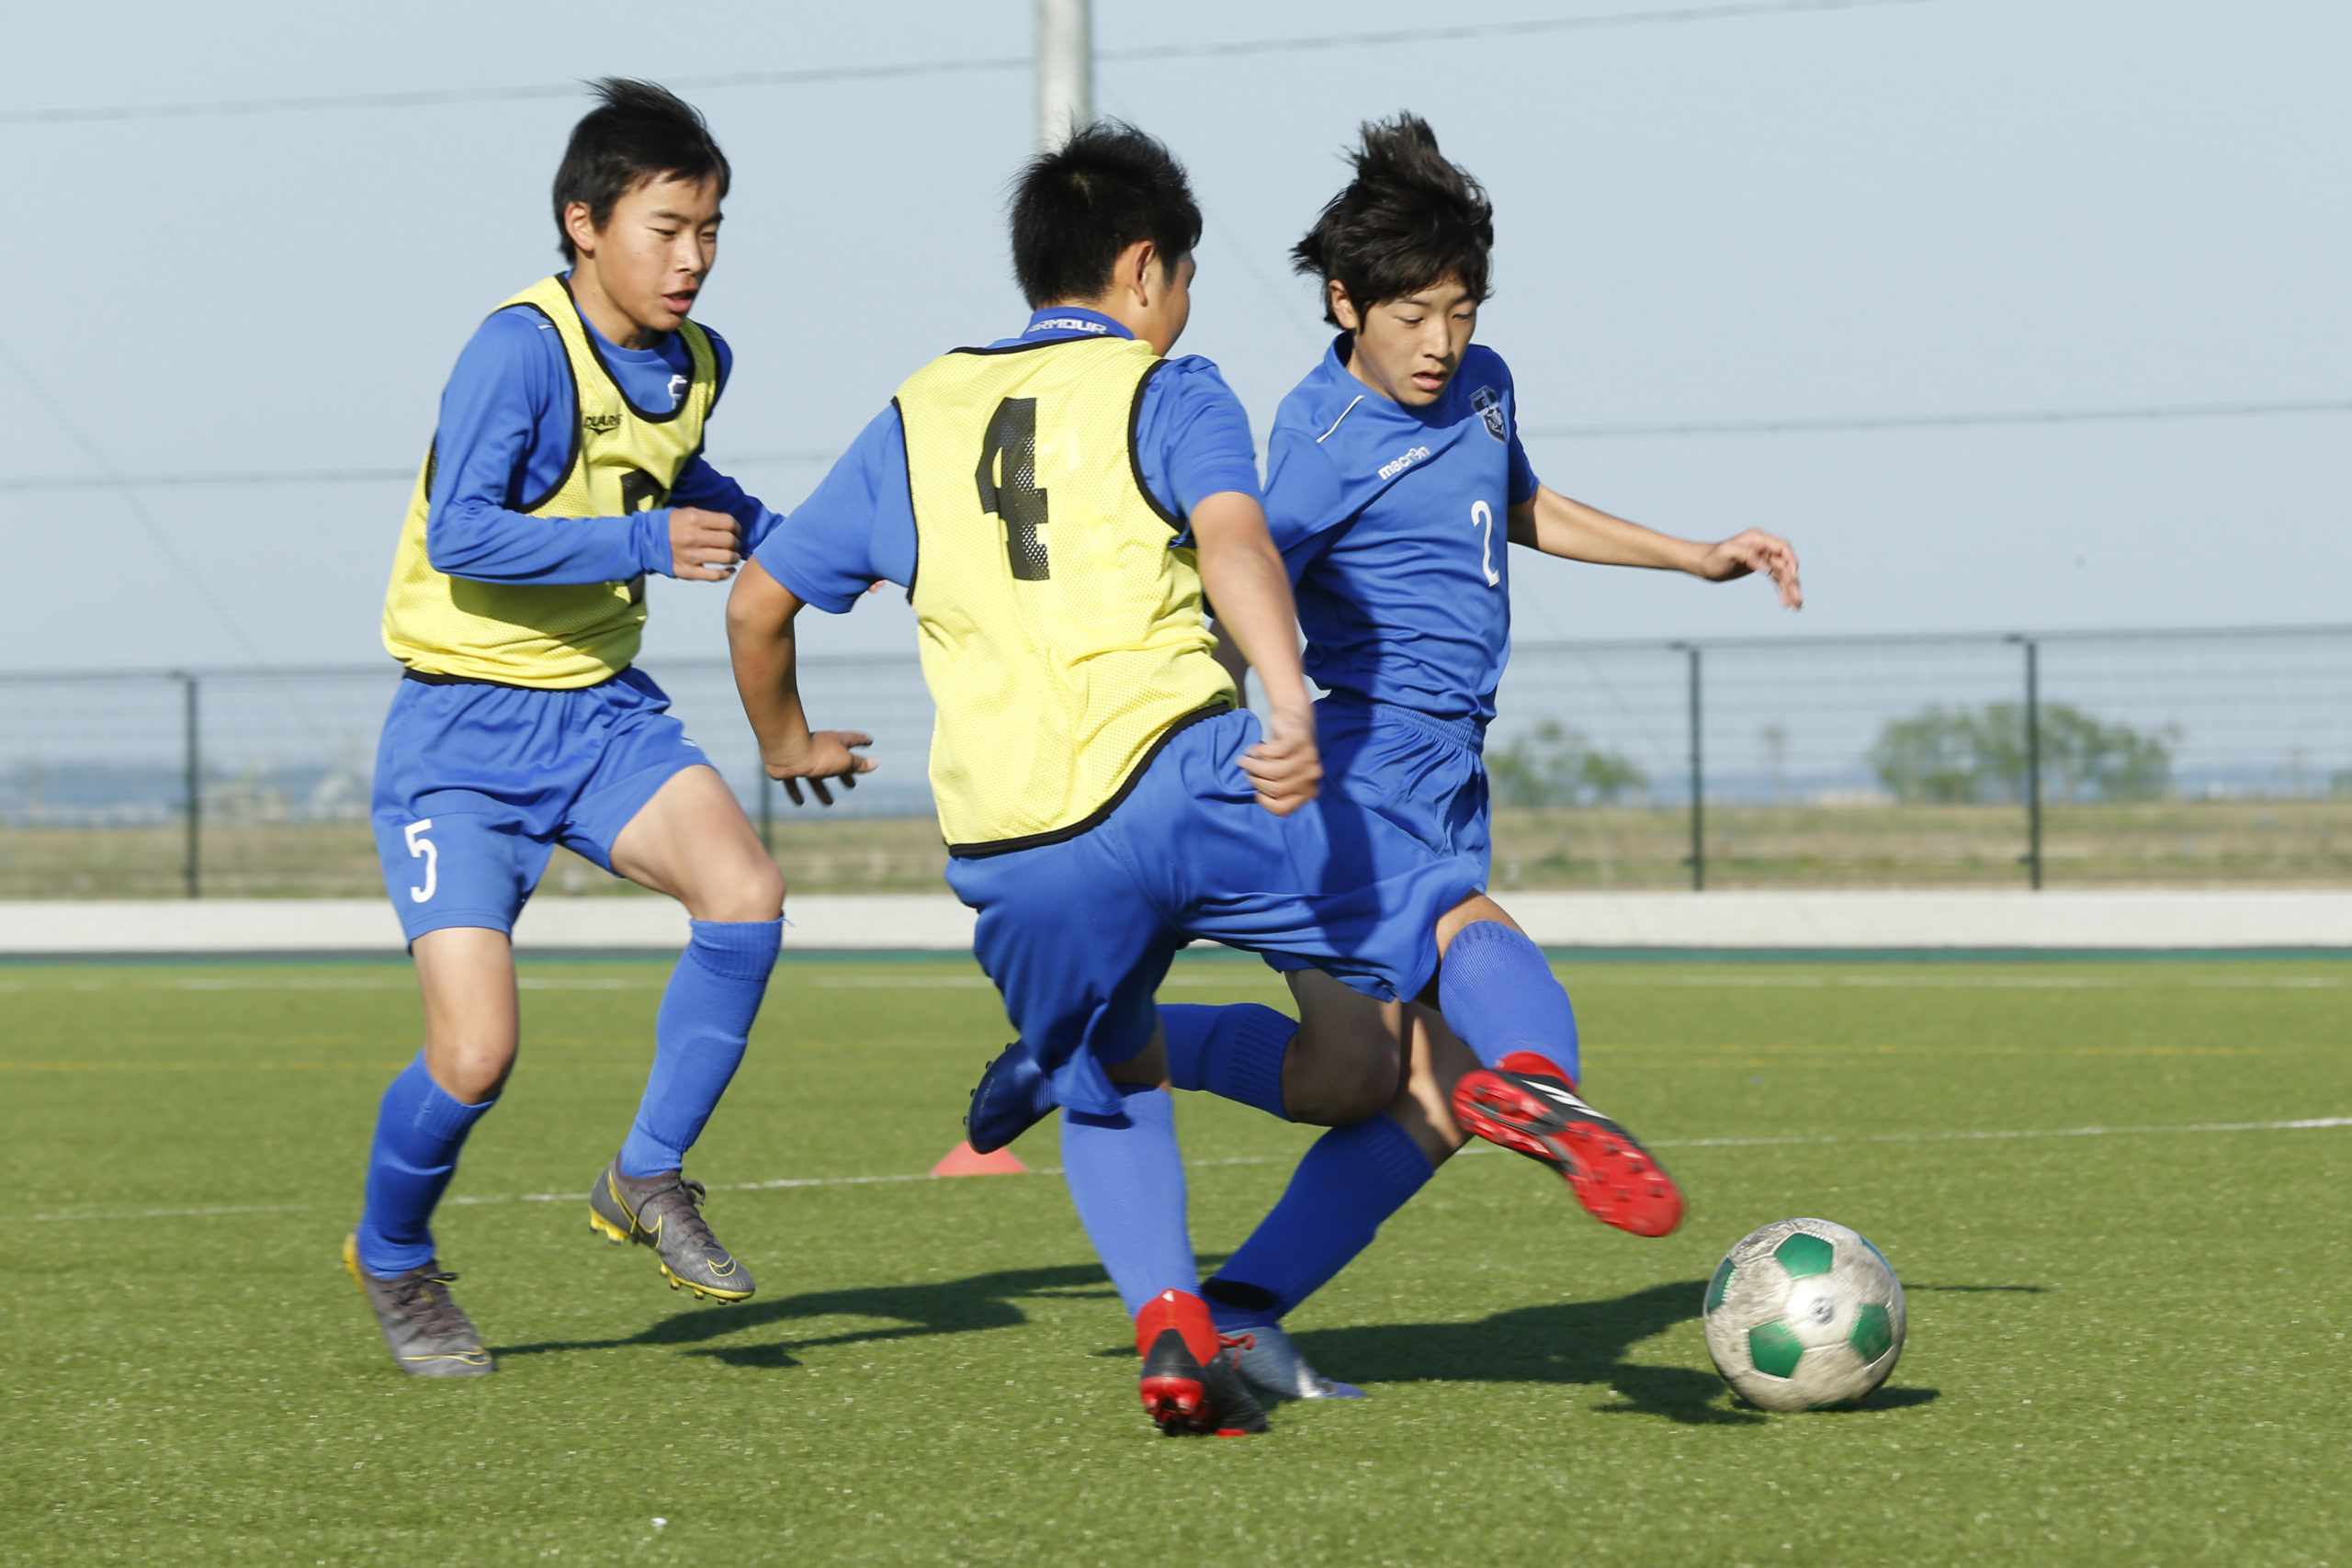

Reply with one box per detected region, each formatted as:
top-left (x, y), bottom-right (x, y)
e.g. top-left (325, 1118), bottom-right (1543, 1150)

top-left (1868, 703), bottom-right (2176, 805)
top-left (1489, 720), bottom-right (1648, 807)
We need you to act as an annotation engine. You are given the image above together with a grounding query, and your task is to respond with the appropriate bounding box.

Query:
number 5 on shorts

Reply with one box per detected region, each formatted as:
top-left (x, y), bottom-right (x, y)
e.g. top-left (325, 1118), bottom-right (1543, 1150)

top-left (404, 819), bottom-right (438, 904)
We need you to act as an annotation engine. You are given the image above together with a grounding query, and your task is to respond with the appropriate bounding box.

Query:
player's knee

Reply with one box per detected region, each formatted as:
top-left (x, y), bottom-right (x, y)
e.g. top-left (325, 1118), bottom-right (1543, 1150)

top-left (692, 855), bottom-right (786, 923)
top-left (429, 1036), bottom-right (517, 1104)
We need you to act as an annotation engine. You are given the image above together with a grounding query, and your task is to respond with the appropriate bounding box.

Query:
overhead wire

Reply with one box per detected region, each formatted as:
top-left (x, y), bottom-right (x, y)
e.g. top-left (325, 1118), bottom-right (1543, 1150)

top-left (0, 337), bottom-right (277, 665)
top-left (0, 0), bottom-right (1929, 126)
top-left (6, 400), bottom-right (2341, 493)
top-left (0, 451), bottom-right (842, 493)
top-left (1519, 397), bottom-right (2352, 442)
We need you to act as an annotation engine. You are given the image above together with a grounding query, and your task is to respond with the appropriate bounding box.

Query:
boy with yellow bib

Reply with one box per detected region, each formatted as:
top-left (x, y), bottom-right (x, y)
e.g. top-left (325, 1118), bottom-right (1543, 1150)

top-left (729, 125), bottom-right (1569, 1438)
top-left (347, 82), bottom-right (865, 1377)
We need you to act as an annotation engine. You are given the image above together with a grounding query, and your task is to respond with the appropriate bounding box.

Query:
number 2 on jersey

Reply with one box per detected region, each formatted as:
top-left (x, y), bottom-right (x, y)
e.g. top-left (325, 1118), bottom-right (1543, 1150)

top-left (975, 398), bottom-right (1051, 581)
top-left (1470, 500), bottom-right (1501, 587)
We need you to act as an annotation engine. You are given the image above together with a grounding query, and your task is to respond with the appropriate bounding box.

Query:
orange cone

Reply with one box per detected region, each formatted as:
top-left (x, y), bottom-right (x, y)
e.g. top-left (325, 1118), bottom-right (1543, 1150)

top-left (931, 1140), bottom-right (1030, 1177)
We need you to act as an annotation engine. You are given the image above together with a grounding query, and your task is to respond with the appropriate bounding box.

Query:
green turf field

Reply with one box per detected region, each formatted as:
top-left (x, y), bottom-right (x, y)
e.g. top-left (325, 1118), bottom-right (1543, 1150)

top-left (3, 953), bottom-right (2347, 1565)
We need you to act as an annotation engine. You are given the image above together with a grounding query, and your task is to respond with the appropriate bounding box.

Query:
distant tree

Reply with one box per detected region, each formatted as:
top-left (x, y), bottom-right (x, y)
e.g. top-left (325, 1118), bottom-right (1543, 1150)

top-left (1866, 705), bottom-right (1989, 804)
top-left (1868, 703), bottom-right (2175, 805)
top-left (1488, 720), bottom-right (1648, 807)
top-left (2039, 705), bottom-right (2175, 803)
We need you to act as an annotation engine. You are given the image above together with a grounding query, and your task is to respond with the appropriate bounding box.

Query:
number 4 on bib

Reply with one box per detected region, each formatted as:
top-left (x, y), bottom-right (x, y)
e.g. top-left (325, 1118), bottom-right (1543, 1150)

top-left (975, 397), bottom-right (1051, 581)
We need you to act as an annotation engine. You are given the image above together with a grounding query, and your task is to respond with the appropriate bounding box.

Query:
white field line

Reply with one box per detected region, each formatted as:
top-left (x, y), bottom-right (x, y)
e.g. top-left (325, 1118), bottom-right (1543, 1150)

top-left (2, 972), bottom-right (2344, 996)
top-left (16, 1118), bottom-right (2349, 1228)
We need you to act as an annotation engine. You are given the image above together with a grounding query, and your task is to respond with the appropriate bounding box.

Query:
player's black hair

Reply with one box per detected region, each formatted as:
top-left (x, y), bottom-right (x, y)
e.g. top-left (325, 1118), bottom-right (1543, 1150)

top-left (1009, 121), bottom-right (1204, 307)
top-left (552, 78), bottom-right (731, 263)
top-left (1292, 114), bottom-right (1494, 327)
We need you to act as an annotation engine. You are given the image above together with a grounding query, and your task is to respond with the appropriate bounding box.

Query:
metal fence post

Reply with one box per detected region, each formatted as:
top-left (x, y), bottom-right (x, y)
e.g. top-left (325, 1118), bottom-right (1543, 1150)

top-left (1680, 644), bottom-right (1705, 892)
top-left (178, 671), bottom-right (200, 898)
top-left (2021, 637), bottom-right (2042, 890)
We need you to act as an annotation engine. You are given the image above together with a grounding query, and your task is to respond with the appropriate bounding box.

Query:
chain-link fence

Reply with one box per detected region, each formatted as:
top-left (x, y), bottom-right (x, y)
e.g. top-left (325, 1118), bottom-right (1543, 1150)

top-left (6, 626), bottom-right (2350, 898)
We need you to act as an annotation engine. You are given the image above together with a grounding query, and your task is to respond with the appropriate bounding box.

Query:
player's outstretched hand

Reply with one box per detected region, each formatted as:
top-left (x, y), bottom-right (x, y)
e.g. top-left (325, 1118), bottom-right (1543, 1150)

top-left (671, 507), bottom-right (742, 581)
top-left (1697, 528), bottom-right (1803, 609)
top-left (766, 730), bottom-right (876, 807)
top-left (1241, 702), bottom-right (1321, 817)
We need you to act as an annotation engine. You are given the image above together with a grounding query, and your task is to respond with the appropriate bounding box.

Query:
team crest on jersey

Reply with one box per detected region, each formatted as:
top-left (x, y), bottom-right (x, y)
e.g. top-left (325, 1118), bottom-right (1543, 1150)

top-left (1470, 385), bottom-right (1508, 442)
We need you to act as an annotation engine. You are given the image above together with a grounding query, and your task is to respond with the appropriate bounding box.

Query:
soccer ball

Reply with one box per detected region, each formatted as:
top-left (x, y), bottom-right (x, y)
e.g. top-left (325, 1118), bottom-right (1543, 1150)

top-left (1702, 1218), bottom-right (1905, 1412)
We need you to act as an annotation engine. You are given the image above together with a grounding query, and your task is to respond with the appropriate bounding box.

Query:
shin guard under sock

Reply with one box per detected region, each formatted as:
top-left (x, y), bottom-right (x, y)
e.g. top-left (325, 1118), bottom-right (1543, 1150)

top-left (356, 1053), bottom-right (496, 1278)
top-left (1059, 1083), bottom-right (1197, 1317)
top-left (1204, 1114), bottom-right (1433, 1333)
top-left (618, 918), bottom-right (782, 1177)
top-left (1436, 920), bottom-right (1580, 1083)
top-left (1158, 1002), bottom-right (1294, 1120)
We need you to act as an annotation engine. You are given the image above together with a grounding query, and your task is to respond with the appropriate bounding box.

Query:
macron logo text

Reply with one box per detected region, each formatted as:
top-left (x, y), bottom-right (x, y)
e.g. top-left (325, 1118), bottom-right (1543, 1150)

top-left (1378, 446), bottom-right (1431, 481)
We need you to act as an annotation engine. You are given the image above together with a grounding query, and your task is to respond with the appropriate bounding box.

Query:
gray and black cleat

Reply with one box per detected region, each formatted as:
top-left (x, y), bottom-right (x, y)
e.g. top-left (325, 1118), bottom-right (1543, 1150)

top-left (1226, 1323), bottom-right (1365, 1401)
top-left (587, 1159), bottom-right (755, 1303)
top-left (343, 1233), bottom-right (494, 1377)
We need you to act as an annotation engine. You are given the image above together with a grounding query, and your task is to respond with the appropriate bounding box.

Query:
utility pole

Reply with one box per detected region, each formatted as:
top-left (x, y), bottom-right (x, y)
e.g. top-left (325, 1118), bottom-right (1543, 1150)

top-left (2018, 637), bottom-right (2042, 891)
top-left (1676, 644), bottom-right (1704, 892)
top-left (178, 671), bottom-right (200, 899)
top-left (1035, 0), bottom-right (1091, 151)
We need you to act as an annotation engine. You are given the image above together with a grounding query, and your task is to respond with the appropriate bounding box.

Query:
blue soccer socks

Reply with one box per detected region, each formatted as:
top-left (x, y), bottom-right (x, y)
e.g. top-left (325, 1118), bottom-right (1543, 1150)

top-left (1060, 1084), bottom-right (1199, 1317)
top-left (619, 918), bottom-right (783, 1178)
top-left (1159, 1002), bottom-right (1294, 1121)
top-left (356, 1053), bottom-right (497, 1279)
top-left (1204, 1113), bottom-right (1433, 1332)
top-left (1436, 919), bottom-right (1580, 1084)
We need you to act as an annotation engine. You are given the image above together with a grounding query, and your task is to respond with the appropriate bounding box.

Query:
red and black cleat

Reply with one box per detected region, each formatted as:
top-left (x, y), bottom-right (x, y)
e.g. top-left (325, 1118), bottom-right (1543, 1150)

top-left (1134, 1288), bottom-right (1271, 1438)
top-left (1451, 1051), bottom-right (1684, 1237)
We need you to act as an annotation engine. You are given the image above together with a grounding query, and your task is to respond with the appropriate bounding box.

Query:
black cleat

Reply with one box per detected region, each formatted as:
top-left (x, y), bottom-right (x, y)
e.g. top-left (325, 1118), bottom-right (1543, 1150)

top-left (965, 1040), bottom-right (1058, 1155)
top-left (1135, 1288), bottom-right (1271, 1438)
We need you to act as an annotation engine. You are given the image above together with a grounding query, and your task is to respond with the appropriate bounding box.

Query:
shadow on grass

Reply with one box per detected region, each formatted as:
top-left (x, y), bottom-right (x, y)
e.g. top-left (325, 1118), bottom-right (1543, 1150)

top-left (493, 1263), bottom-right (1120, 1369)
top-left (1290, 1280), bottom-right (1943, 1426)
top-left (497, 1268), bottom-right (1943, 1422)
top-left (1905, 1283), bottom-right (2051, 1293)
top-left (1288, 1278), bottom-right (1764, 1426)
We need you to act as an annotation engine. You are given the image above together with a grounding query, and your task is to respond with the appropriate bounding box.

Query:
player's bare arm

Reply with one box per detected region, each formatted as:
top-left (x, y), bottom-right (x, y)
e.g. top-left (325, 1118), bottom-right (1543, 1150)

top-left (1506, 486), bottom-right (1803, 609)
top-left (1190, 491), bottom-right (1321, 815)
top-left (725, 558), bottom-right (875, 806)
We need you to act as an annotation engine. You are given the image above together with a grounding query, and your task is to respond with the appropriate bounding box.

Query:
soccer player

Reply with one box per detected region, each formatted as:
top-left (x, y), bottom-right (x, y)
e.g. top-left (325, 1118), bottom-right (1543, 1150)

top-left (347, 81), bottom-right (861, 1378)
top-left (729, 123), bottom-right (1631, 1437)
top-left (1168, 114), bottom-right (1804, 1399)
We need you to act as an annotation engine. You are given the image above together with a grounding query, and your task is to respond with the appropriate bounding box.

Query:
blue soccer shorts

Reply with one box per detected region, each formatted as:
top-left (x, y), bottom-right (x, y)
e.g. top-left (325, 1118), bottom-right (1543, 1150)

top-left (1261, 691), bottom-right (1491, 974)
top-left (944, 708), bottom-right (1486, 1120)
top-left (370, 667), bottom-right (709, 942)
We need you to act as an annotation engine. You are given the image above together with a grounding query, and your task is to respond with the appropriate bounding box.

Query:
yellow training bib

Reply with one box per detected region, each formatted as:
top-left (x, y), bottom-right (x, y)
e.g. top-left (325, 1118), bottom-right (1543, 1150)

top-left (898, 334), bottom-right (1236, 855)
top-left (380, 276), bottom-right (718, 688)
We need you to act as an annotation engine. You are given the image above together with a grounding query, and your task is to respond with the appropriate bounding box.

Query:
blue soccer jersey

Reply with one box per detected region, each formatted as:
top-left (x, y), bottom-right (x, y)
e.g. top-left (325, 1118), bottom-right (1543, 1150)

top-left (425, 282), bottom-right (782, 584)
top-left (1263, 338), bottom-right (1540, 724)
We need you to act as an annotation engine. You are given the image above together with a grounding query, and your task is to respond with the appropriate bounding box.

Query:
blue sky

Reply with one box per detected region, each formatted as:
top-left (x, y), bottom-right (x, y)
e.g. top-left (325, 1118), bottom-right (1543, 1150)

top-left (1, 0), bottom-right (2344, 675)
